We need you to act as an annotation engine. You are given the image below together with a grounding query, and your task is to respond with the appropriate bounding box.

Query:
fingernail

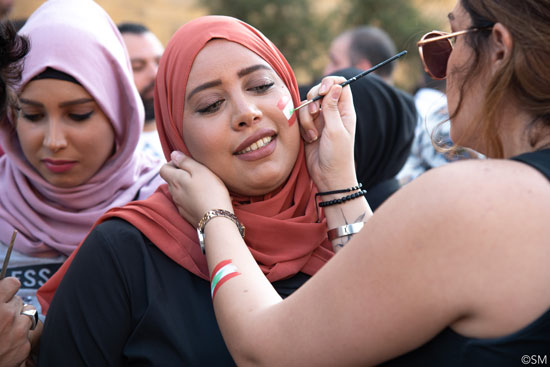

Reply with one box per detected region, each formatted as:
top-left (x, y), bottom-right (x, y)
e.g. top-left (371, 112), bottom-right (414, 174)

top-left (308, 130), bottom-right (317, 142)
top-left (319, 83), bottom-right (328, 94)
top-left (308, 102), bottom-right (317, 114)
top-left (331, 87), bottom-right (341, 101)
top-left (171, 151), bottom-right (184, 162)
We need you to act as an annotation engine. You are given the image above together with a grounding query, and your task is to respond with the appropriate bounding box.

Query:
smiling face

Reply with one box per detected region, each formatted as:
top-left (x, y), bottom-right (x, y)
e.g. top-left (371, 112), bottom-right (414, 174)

top-left (17, 78), bottom-right (115, 187)
top-left (182, 40), bottom-right (300, 196)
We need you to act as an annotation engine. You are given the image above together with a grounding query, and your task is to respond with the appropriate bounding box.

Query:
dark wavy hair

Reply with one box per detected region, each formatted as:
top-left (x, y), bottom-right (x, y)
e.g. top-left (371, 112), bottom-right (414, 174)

top-left (0, 21), bottom-right (29, 122)
top-left (449, 0), bottom-right (550, 158)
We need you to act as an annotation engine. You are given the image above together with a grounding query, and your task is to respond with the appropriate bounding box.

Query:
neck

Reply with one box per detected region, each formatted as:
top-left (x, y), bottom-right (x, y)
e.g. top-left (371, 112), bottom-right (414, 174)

top-left (498, 103), bottom-right (550, 158)
top-left (143, 120), bottom-right (157, 132)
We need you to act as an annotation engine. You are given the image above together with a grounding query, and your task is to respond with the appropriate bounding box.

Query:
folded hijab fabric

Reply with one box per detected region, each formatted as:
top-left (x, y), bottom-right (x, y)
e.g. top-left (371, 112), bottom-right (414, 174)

top-left (0, 0), bottom-right (162, 257)
top-left (38, 15), bottom-right (334, 312)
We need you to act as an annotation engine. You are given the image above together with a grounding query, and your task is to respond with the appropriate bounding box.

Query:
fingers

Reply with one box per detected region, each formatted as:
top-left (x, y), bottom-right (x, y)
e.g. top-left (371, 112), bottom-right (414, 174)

top-left (297, 103), bottom-right (320, 143)
top-left (0, 277), bottom-right (21, 302)
top-left (320, 80), bottom-right (355, 135)
top-left (159, 151), bottom-right (192, 185)
top-left (320, 84), bottom-right (344, 133)
top-left (298, 76), bottom-right (349, 142)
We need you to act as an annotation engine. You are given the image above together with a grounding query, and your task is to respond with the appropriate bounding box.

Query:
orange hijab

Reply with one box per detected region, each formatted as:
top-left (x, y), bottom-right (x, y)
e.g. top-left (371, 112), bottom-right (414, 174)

top-left (38, 15), bottom-right (333, 313)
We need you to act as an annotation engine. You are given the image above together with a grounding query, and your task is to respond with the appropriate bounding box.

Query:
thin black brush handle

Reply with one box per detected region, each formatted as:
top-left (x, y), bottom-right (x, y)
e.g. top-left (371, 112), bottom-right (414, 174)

top-left (294, 50), bottom-right (407, 111)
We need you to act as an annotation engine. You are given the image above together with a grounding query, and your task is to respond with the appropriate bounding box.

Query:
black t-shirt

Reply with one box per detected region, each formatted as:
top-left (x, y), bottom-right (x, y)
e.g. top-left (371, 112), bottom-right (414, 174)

top-left (39, 218), bottom-right (310, 366)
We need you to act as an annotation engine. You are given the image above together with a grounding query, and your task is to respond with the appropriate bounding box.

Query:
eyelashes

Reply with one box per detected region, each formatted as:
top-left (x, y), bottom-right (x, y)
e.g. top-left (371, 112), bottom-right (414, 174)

top-left (69, 111), bottom-right (94, 121)
top-left (21, 110), bottom-right (94, 123)
top-left (195, 82), bottom-right (276, 115)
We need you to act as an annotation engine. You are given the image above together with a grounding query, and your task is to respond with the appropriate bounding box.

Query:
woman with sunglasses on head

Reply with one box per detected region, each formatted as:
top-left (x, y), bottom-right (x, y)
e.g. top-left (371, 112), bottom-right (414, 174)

top-left (0, 0), bottom-right (162, 324)
top-left (161, 1), bottom-right (550, 365)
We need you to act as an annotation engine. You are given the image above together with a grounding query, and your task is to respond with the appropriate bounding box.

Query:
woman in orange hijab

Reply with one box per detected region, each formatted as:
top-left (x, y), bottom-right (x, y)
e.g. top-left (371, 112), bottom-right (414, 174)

top-left (37, 15), bottom-right (368, 365)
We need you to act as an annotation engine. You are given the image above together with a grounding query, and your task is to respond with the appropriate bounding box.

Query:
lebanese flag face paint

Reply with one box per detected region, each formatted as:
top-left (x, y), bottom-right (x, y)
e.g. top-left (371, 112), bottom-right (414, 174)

top-left (277, 95), bottom-right (295, 125)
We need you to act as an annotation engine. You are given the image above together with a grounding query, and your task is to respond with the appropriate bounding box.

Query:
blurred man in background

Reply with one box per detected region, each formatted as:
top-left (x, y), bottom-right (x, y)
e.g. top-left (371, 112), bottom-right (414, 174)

top-left (118, 22), bottom-right (165, 160)
top-left (324, 26), bottom-right (397, 84)
top-left (0, 0), bottom-right (14, 20)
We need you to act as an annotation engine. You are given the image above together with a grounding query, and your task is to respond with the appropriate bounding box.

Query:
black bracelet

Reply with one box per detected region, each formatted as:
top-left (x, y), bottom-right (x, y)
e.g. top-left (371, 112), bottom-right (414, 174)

top-left (315, 183), bottom-right (362, 197)
top-left (318, 189), bottom-right (367, 207)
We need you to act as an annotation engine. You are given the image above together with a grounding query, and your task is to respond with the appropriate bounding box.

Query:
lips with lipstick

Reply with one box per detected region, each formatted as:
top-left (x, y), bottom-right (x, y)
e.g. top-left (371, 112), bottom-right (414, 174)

top-left (234, 129), bottom-right (277, 160)
top-left (42, 158), bottom-right (77, 173)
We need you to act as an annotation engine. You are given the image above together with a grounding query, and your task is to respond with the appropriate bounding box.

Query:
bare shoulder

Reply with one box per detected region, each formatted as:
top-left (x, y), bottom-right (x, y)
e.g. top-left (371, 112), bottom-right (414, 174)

top-left (392, 157), bottom-right (549, 219)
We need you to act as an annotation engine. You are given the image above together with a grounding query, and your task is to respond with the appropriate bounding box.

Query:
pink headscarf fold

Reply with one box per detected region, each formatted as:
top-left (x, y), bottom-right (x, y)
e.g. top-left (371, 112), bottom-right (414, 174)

top-left (0, 0), bottom-right (162, 257)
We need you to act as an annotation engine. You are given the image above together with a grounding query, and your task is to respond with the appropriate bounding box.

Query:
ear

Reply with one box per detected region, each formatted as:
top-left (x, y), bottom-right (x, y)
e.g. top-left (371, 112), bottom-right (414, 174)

top-left (354, 58), bottom-right (373, 71)
top-left (488, 23), bottom-right (513, 70)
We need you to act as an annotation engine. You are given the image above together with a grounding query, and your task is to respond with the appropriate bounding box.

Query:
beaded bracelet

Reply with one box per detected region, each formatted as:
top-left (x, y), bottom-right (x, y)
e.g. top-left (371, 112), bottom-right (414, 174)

top-left (315, 183), bottom-right (362, 198)
top-left (315, 184), bottom-right (364, 222)
top-left (319, 189), bottom-right (367, 207)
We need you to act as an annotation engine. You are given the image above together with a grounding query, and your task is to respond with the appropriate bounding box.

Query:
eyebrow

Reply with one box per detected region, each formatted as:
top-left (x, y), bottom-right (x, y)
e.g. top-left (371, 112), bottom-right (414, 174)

top-left (186, 64), bottom-right (272, 101)
top-left (59, 98), bottom-right (94, 108)
top-left (19, 98), bottom-right (94, 108)
top-left (19, 98), bottom-right (42, 107)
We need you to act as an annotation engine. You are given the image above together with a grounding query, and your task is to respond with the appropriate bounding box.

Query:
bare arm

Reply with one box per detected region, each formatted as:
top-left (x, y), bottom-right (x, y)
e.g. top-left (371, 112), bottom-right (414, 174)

top-left (187, 158), bottom-right (550, 366)
top-left (160, 75), bottom-right (550, 365)
top-left (200, 168), bottom-right (469, 366)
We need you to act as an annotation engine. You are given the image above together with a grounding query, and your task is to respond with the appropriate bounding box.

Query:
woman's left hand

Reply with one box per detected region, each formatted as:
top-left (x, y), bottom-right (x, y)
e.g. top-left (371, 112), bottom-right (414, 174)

top-left (298, 76), bottom-right (358, 192)
top-left (160, 151), bottom-right (233, 226)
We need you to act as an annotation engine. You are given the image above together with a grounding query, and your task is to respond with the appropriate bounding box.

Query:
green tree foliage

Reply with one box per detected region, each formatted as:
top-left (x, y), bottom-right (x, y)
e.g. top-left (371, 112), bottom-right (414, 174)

top-left (336, 0), bottom-right (437, 89)
top-left (197, 0), bottom-right (438, 90)
top-left (198, 0), bottom-right (330, 84)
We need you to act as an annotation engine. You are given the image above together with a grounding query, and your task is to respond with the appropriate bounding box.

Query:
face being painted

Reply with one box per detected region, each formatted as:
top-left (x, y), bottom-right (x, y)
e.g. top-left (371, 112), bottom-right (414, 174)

top-left (182, 39), bottom-right (301, 197)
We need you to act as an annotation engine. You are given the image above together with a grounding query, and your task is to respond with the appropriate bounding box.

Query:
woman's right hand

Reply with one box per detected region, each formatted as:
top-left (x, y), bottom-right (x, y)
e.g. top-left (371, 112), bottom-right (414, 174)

top-left (297, 77), bottom-right (358, 192)
top-left (0, 277), bottom-right (36, 367)
top-left (160, 151), bottom-right (234, 226)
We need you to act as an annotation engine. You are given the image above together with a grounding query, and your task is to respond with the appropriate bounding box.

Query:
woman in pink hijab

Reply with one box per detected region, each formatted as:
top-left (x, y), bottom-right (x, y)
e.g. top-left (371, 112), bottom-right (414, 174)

top-left (0, 0), bottom-right (162, 317)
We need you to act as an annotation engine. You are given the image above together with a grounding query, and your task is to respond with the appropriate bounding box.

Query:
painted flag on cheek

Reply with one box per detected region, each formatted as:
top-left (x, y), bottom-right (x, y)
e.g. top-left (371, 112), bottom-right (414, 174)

top-left (277, 95), bottom-right (294, 121)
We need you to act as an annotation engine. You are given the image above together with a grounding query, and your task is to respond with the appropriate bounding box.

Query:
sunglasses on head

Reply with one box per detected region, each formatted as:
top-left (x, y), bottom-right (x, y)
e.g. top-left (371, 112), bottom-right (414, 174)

top-left (417, 28), bottom-right (492, 80)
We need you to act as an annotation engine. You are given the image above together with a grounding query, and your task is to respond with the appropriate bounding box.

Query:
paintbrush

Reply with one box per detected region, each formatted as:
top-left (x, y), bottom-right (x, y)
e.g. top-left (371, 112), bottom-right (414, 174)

top-left (292, 50), bottom-right (408, 113)
top-left (0, 230), bottom-right (18, 279)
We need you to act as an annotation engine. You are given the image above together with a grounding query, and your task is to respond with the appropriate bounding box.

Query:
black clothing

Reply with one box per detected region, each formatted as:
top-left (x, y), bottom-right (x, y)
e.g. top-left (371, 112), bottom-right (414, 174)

top-left (511, 148), bottom-right (550, 179)
top-left (301, 70), bottom-right (417, 210)
top-left (384, 148), bottom-right (550, 367)
top-left (39, 219), bottom-right (310, 366)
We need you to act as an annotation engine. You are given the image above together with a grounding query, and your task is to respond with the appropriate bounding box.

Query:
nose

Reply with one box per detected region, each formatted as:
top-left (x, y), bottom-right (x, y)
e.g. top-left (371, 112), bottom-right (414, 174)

top-left (147, 62), bottom-right (158, 79)
top-left (230, 94), bottom-right (263, 130)
top-left (43, 119), bottom-right (68, 152)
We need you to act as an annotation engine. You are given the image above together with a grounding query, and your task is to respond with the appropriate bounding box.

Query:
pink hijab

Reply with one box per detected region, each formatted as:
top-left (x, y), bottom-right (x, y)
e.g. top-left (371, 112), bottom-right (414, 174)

top-left (0, 0), bottom-right (162, 257)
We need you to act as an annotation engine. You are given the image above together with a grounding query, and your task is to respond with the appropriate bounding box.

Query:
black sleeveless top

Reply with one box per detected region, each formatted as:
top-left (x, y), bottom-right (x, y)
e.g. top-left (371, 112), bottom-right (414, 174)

top-left (384, 149), bottom-right (550, 367)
